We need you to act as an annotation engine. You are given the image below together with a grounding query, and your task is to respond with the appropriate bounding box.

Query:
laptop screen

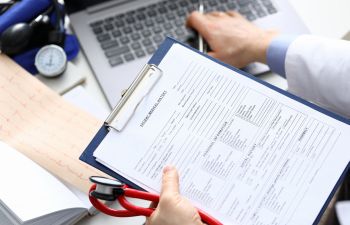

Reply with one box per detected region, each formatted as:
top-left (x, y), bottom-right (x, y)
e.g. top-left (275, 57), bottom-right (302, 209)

top-left (65, 0), bottom-right (117, 14)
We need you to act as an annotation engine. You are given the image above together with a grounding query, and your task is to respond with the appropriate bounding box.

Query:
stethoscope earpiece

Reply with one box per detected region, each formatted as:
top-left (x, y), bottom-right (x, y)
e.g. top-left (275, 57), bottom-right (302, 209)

top-left (89, 176), bottom-right (124, 201)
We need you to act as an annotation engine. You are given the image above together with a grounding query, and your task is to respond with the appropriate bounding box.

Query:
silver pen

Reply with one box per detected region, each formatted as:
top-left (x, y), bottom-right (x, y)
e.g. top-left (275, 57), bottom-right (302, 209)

top-left (198, 1), bottom-right (207, 53)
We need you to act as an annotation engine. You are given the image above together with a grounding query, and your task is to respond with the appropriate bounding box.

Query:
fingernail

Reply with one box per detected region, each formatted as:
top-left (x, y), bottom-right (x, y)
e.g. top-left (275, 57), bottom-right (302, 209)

top-left (163, 165), bottom-right (175, 173)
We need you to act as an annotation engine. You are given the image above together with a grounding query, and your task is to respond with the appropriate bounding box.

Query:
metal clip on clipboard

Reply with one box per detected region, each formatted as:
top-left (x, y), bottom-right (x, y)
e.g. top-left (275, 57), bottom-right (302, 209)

top-left (105, 64), bottom-right (162, 131)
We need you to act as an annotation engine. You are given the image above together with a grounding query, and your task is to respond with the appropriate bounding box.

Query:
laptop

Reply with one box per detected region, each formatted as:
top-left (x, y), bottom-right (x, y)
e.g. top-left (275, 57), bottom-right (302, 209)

top-left (66, 0), bottom-right (309, 108)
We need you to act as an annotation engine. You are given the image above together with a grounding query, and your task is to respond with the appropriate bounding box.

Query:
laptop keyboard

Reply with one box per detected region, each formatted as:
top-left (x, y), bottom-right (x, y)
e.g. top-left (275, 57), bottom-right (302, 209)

top-left (89, 0), bottom-right (277, 67)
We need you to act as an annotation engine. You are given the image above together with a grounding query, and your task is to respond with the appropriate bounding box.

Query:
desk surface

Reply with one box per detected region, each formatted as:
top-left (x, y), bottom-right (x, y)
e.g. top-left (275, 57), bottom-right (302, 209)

top-left (73, 0), bottom-right (350, 224)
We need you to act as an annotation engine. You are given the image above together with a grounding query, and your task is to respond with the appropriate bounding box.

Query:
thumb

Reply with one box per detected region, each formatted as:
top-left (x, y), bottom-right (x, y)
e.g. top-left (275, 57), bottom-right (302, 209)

top-left (161, 165), bottom-right (180, 196)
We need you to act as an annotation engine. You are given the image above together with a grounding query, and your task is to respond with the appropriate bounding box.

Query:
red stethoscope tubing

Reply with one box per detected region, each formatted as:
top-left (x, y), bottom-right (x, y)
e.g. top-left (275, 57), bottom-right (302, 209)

top-left (89, 184), bottom-right (223, 225)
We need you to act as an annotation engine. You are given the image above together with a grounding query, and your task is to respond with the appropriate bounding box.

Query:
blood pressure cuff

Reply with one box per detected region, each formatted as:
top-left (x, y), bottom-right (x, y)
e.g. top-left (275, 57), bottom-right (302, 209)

top-left (0, 0), bottom-right (80, 74)
top-left (0, 0), bottom-right (51, 33)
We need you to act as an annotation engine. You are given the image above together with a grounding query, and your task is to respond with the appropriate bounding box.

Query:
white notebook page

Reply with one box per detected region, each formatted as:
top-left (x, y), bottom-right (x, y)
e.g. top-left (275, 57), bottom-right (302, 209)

top-left (0, 142), bottom-right (86, 222)
top-left (94, 43), bottom-right (350, 225)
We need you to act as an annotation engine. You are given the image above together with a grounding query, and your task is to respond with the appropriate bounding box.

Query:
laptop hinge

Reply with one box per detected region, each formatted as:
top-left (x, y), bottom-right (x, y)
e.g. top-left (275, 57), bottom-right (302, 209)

top-left (86, 0), bottom-right (132, 14)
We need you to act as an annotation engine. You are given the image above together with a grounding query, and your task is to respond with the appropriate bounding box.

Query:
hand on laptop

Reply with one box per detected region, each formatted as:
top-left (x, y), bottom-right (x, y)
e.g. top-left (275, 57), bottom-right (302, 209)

top-left (146, 166), bottom-right (204, 225)
top-left (187, 11), bottom-right (279, 68)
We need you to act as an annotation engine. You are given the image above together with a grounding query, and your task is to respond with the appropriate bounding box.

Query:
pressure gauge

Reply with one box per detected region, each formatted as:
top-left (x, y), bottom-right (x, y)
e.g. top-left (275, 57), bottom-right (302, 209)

top-left (35, 44), bottom-right (67, 77)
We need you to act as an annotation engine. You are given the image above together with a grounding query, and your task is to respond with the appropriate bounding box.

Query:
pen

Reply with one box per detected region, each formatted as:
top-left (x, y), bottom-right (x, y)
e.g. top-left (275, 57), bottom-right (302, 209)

top-left (198, 1), bottom-right (207, 53)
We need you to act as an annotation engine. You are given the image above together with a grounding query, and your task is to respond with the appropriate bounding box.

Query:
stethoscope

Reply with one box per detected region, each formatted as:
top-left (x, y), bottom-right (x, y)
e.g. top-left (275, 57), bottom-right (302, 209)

top-left (89, 176), bottom-right (223, 225)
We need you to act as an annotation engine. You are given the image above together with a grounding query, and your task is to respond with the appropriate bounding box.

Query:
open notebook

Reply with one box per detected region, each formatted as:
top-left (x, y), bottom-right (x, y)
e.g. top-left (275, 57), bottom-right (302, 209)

top-left (0, 141), bottom-right (91, 225)
top-left (0, 55), bottom-right (111, 225)
top-left (81, 38), bottom-right (350, 225)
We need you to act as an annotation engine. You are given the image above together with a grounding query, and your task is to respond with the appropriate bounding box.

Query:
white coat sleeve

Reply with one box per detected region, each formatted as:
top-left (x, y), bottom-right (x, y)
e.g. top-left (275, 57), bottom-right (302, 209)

top-left (285, 35), bottom-right (350, 118)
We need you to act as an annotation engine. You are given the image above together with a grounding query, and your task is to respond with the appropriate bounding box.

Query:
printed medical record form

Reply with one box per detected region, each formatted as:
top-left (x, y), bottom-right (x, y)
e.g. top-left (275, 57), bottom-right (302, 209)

top-left (85, 38), bottom-right (350, 225)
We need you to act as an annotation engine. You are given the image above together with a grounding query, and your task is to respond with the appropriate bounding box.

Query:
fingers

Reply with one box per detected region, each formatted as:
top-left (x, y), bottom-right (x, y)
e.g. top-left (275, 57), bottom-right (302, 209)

top-left (207, 52), bottom-right (225, 64)
top-left (226, 10), bottom-right (241, 17)
top-left (207, 10), bottom-right (243, 18)
top-left (207, 51), bottom-right (217, 58)
top-left (161, 165), bottom-right (180, 196)
top-left (207, 11), bottom-right (227, 17)
top-left (186, 11), bottom-right (210, 39)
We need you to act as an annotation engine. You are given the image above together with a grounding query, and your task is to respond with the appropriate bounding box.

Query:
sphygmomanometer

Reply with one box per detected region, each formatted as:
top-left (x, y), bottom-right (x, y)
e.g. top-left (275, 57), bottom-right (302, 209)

top-left (0, 0), bottom-right (79, 77)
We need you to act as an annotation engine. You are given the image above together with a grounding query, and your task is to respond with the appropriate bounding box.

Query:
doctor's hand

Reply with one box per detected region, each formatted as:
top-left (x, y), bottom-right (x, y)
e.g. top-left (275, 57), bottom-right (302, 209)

top-left (146, 166), bottom-right (204, 225)
top-left (187, 11), bottom-right (279, 68)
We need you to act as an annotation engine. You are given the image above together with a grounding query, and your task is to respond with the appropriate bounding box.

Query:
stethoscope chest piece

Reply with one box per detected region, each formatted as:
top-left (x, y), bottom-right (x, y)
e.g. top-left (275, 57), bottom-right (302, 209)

top-left (88, 176), bottom-right (222, 224)
top-left (89, 176), bottom-right (124, 201)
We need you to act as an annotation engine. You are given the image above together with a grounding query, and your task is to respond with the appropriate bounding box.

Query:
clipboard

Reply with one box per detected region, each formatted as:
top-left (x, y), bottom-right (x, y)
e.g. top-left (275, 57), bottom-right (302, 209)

top-left (80, 37), bottom-right (350, 225)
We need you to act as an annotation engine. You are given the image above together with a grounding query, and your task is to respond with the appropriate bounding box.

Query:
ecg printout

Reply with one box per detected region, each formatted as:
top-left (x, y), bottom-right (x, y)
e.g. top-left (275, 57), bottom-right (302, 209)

top-left (0, 55), bottom-right (104, 192)
top-left (94, 43), bottom-right (350, 225)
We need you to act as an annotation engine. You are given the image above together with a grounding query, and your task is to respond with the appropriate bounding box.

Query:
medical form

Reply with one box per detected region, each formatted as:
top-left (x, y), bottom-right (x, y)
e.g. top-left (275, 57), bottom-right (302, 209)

top-left (93, 43), bottom-right (350, 225)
